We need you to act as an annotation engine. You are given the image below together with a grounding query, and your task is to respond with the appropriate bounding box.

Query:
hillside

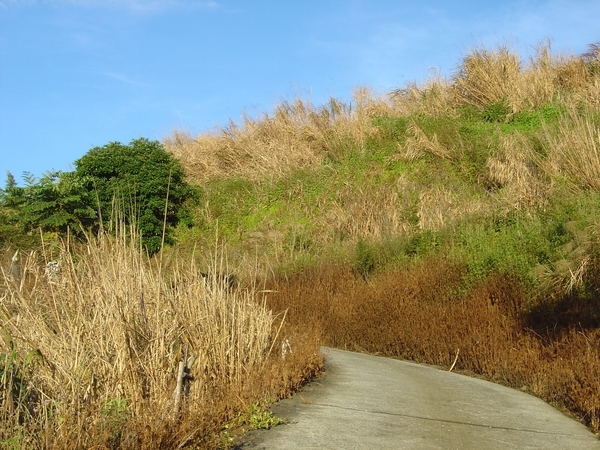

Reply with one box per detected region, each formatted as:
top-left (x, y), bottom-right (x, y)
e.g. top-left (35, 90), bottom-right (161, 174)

top-left (165, 42), bottom-right (600, 434)
top-left (2, 41), bottom-right (600, 448)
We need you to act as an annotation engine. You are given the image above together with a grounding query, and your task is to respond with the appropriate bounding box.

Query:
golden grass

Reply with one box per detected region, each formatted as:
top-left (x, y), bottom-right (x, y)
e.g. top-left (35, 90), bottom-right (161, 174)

top-left (166, 41), bottom-right (599, 194)
top-left (452, 43), bottom-right (589, 114)
top-left (328, 183), bottom-right (411, 240)
top-left (165, 88), bottom-right (393, 184)
top-left (0, 229), bottom-right (322, 449)
top-left (417, 186), bottom-right (488, 232)
top-left (390, 76), bottom-right (456, 117)
top-left (486, 131), bottom-right (548, 210)
top-left (399, 120), bottom-right (454, 161)
top-left (542, 108), bottom-right (600, 191)
top-left (452, 46), bottom-right (523, 113)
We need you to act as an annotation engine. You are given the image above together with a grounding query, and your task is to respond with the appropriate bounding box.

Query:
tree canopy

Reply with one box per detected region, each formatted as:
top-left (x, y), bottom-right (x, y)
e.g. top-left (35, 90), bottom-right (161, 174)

top-left (1, 138), bottom-right (196, 254)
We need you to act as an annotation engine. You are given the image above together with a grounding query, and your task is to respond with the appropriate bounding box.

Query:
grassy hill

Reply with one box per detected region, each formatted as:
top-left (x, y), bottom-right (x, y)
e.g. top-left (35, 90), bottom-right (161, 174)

top-left (165, 42), bottom-right (600, 435)
top-left (2, 41), bottom-right (600, 448)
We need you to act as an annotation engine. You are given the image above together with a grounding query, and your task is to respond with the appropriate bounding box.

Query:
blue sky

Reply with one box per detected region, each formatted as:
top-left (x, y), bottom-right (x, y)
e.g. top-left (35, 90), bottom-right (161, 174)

top-left (1, 0), bottom-right (599, 183)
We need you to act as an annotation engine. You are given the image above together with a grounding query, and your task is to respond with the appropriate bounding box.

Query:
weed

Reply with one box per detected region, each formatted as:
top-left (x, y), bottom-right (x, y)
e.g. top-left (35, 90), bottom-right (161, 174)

top-left (0, 228), bottom-right (322, 448)
top-left (355, 238), bottom-right (375, 280)
top-left (246, 403), bottom-right (284, 430)
top-left (482, 99), bottom-right (511, 123)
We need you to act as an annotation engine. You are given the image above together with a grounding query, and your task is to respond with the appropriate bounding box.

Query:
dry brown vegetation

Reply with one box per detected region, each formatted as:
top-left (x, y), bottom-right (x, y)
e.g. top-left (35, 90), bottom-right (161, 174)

top-left (0, 229), bottom-right (321, 449)
top-left (4, 41), bottom-right (600, 448)
top-left (160, 43), bottom-right (600, 439)
top-left (263, 259), bottom-right (600, 433)
top-left (165, 42), bottom-right (600, 264)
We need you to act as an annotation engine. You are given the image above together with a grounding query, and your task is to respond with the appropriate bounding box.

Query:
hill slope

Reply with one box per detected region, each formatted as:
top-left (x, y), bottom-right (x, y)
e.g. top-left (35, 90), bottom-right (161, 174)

top-left (166, 42), bottom-right (600, 434)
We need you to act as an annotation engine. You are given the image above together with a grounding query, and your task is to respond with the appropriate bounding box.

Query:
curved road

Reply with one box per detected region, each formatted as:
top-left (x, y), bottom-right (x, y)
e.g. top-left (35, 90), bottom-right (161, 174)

top-left (239, 348), bottom-right (600, 449)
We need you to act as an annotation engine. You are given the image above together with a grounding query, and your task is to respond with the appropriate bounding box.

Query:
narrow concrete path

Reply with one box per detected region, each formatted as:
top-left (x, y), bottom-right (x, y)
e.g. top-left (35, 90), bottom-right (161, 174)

top-left (239, 348), bottom-right (600, 449)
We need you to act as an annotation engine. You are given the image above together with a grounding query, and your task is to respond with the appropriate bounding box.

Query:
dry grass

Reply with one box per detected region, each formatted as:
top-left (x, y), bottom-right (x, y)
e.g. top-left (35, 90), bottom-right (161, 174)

top-left (264, 258), bottom-right (600, 433)
top-left (165, 88), bottom-right (393, 183)
top-left (486, 131), bottom-right (548, 210)
top-left (0, 229), bottom-right (322, 449)
top-left (166, 41), bottom-right (598, 192)
top-left (416, 186), bottom-right (488, 232)
top-left (399, 120), bottom-right (454, 161)
top-left (327, 184), bottom-right (411, 240)
top-left (451, 43), bottom-right (589, 114)
top-left (542, 108), bottom-right (600, 191)
top-left (390, 76), bottom-right (456, 117)
top-left (452, 46), bottom-right (523, 113)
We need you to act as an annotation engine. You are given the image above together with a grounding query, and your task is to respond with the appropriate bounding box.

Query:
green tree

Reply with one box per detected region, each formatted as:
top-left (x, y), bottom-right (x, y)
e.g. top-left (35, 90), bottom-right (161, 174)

top-left (0, 170), bottom-right (96, 237)
top-left (74, 138), bottom-right (195, 254)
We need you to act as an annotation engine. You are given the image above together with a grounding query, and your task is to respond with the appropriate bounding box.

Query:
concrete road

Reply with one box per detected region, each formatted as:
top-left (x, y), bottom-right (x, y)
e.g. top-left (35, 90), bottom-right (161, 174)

top-left (239, 348), bottom-right (600, 449)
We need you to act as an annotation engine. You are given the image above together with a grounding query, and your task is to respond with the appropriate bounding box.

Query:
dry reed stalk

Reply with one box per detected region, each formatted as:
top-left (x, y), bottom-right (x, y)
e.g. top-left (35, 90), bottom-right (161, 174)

top-left (542, 109), bottom-right (600, 191)
top-left (0, 226), bottom-right (284, 447)
top-left (486, 132), bottom-right (548, 209)
top-left (451, 43), bottom-right (587, 113)
top-left (567, 76), bottom-right (600, 109)
top-left (165, 89), bottom-right (391, 183)
top-left (390, 77), bottom-right (455, 117)
top-left (400, 121), bottom-right (453, 161)
top-left (417, 186), bottom-right (487, 232)
top-left (452, 46), bottom-right (521, 112)
top-left (328, 184), bottom-right (410, 239)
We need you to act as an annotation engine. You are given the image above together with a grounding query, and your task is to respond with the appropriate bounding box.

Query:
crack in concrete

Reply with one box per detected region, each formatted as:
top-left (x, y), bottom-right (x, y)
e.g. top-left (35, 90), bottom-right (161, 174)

top-left (312, 402), bottom-right (583, 437)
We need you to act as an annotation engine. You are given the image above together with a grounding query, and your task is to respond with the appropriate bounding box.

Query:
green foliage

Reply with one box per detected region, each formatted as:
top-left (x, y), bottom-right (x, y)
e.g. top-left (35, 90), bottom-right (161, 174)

top-left (372, 116), bottom-right (409, 141)
top-left (0, 170), bottom-right (97, 236)
top-left (100, 397), bottom-right (130, 445)
top-left (0, 139), bottom-right (196, 254)
top-left (1, 348), bottom-right (27, 414)
top-left (355, 238), bottom-right (375, 280)
top-left (246, 403), bottom-right (283, 430)
top-left (482, 99), bottom-right (511, 123)
top-left (510, 103), bottom-right (563, 131)
top-left (405, 230), bottom-right (441, 257)
top-left (451, 215), bottom-right (546, 289)
top-left (0, 427), bottom-right (25, 450)
top-left (0, 343), bottom-right (42, 434)
top-left (74, 138), bottom-right (195, 254)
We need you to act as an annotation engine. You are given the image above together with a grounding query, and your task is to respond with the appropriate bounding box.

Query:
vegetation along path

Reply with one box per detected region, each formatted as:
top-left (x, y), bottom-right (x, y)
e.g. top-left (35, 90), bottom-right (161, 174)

top-left (239, 348), bottom-right (600, 450)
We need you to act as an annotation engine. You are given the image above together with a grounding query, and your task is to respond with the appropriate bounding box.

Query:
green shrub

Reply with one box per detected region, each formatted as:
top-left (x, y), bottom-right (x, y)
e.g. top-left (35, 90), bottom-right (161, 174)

top-left (355, 238), bottom-right (375, 280)
top-left (74, 138), bottom-right (196, 254)
top-left (482, 99), bottom-right (511, 123)
top-left (0, 170), bottom-right (97, 236)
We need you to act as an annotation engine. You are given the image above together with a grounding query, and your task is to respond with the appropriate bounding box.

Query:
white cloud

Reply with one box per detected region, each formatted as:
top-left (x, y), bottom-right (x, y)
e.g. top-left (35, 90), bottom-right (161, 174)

top-left (102, 71), bottom-right (151, 88)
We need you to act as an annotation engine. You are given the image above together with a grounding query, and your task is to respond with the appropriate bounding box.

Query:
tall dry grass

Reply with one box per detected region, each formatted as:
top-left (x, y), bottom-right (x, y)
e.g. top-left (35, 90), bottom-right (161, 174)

top-left (0, 228), bottom-right (322, 449)
top-left (400, 120), bottom-right (455, 161)
top-left (486, 131), bottom-right (548, 210)
top-left (390, 76), bottom-right (456, 117)
top-left (165, 88), bottom-right (394, 183)
top-left (264, 259), bottom-right (600, 433)
top-left (327, 184), bottom-right (411, 239)
top-left (166, 41), bottom-right (598, 191)
top-left (542, 108), bottom-right (600, 191)
top-left (452, 43), bottom-right (588, 114)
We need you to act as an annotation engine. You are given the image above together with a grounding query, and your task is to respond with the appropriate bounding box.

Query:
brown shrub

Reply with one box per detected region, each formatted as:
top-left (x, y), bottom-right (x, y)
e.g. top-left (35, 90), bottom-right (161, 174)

top-left (264, 258), bottom-right (600, 433)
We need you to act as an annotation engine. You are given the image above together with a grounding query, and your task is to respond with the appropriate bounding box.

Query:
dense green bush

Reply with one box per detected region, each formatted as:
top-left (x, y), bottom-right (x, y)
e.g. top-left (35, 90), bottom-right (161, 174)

top-left (0, 138), bottom-right (195, 254)
top-left (0, 170), bottom-right (96, 239)
top-left (74, 138), bottom-right (196, 254)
